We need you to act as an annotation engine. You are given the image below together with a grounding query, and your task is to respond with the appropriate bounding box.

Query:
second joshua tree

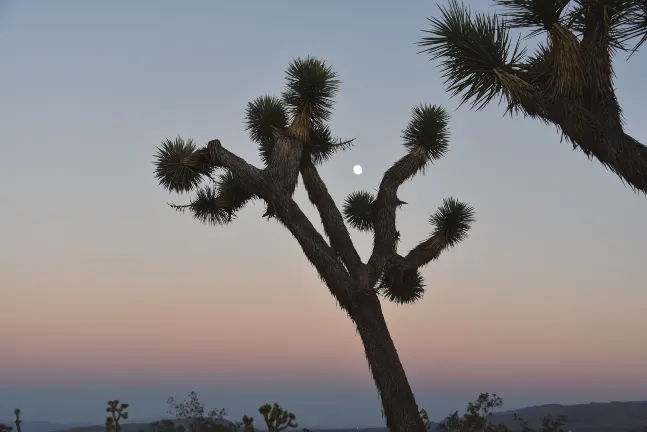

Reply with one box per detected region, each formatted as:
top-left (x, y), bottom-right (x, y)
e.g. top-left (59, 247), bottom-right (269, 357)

top-left (154, 57), bottom-right (475, 432)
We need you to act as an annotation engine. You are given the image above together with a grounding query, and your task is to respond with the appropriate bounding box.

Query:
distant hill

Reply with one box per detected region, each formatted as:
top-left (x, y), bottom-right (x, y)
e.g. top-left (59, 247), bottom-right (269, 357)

top-left (7, 400), bottom-right (647, 432)
top-left (488, 401), bottom-right (647, 431)
top-left (0, 422), bottom-right (92, 432)
top-left (50, 418), bottom-right (235, 432)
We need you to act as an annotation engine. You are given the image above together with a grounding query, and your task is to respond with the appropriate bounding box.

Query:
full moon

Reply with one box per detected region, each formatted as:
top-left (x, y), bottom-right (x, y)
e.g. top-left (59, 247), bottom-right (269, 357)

top-left (353, 165), bottom-right (363, 175)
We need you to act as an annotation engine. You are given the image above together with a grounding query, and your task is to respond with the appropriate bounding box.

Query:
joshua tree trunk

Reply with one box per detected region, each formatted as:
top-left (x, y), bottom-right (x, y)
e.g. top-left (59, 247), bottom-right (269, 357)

top-left (349, 288), bottom-right (427, 432)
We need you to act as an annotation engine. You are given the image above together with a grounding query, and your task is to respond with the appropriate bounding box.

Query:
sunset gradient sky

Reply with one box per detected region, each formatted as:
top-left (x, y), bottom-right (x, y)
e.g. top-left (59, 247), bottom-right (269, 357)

top-left (1, 0), bottom-right (646, 428)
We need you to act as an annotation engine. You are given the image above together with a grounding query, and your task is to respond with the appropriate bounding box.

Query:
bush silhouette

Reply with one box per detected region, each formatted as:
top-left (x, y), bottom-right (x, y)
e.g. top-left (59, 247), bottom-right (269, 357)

top-left (434, 393), bottom-right (569, 432)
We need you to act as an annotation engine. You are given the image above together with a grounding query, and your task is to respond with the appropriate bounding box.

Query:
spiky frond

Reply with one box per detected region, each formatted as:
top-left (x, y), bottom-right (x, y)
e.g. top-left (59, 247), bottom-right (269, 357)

top-left (521, 41), bottom-right (552, 80)
top-left (171, 170), bottom-right (254, 226)
top-left (418, 0), bottom-right (527, 109)
top-left (215, 170), bottom-right (255, 210)
top-left (495, 0), bottom-right (584, 97)
top-left (309, 123), bottom-right (354, 165)
top-left (244, 96), bottom-right (289, 166)
top-left (180, 186), bottom-right (233, 225)
top-left (568, 0), bottom-right (646, 52)
top-left (402, 104), bottom-right (450, 162)
top-left (429, 198), bottom-right (476, 248)
top-left (626, 0), bottom-right (647, 53)
top-left (154, 137), bottom-right (210, 193)
top-left (494, 0), bottom-right (570, 36)
top-left (281, 57), bottom-right (340, 127)
top-left (342, 190), bottom-right (375, 231)
top-left (377, 261), bottom-right (425, 304)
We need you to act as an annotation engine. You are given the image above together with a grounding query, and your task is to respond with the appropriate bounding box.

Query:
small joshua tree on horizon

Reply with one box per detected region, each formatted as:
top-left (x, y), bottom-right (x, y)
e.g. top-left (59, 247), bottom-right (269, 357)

top-left (12, 410), bottom-right (21, 432)
top-left (105, 400), bottom-right (129, 432)
top-left (258, 403), bottom-right (298, 432)
top-left (153, 56), bottom-right (475, 432)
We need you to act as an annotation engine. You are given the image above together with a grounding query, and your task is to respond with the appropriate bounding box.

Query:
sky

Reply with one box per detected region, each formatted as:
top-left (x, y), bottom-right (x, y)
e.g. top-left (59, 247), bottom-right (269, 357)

top-left (1, 0), bottom-right (646, 429)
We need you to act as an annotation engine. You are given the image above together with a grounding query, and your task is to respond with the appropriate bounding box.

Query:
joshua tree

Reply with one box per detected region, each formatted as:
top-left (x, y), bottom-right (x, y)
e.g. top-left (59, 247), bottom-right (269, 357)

top-left (258, 403), bottom-right (298, 432)
top-left (0, 409), bottom-right (22, 432)
top-left (106, 400), bottom-right (129, 432)
top-left (153, 57), bottom-right (475, 431)
top-left (419, 0), bottom-right (647, 194)
top-left (12, 410), bottom-right (21, 432)
top-left (238, 415), bottom-right (255, 432)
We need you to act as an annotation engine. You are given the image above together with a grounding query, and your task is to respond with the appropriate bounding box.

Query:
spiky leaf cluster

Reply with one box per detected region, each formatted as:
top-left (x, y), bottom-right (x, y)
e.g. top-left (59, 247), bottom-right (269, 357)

top-left (419, 0), bottom-right (526, 110)
top-left (281, 56), bottom-right (340, 127)
top-left (172, 170), bottom-right (254, 226)
top-left (494, 0), bottom-right (570, 36)
top-left (402, 104), bottom-right (450, 162)
top-left (245, 96), bottom-right (289, 165)
top-left (429, 198), bottom-right (476, 248)
top-left (154, 138), bottom-right (210, 193)
top-left (342, 191), bottom-right (375, 231)
top-left (568, 0), bottom-right (647, 53)
top-left (244, 58), bottom-right (348, 166)
top-left (309, 123), bottom-right (355, 164)
top-left (377, 259), bottom-right (426, 304)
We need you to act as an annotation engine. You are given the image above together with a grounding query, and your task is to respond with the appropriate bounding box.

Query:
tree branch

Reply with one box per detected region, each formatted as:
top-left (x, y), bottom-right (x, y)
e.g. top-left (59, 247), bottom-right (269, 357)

top-left (197, 139), bottom-right (355, 305)
top-left (267, 128), bottom-right (304, 194)
top-left (300, 156), bottom-right (363, 272)
top-left (368, 151), bottom-right (424, 284)
top-left (197, 139), bottom-right (269, 197)
top-left (403, 236), bottom-right (444, 269)
top-left (272, 194), bottom-right (356, 308)
top-left (521, 90), bottom-right (647, 194)
top-left (502, 67), bottom-right (647, 194)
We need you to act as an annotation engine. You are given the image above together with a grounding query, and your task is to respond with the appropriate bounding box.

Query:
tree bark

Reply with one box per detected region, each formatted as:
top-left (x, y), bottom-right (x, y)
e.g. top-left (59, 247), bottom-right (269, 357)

top-left (537, 100), bottom-right (647, 194)
top-left (349, 289), bottom-right (427, 432)
top-left (582, 132), bottom-right (647, 194)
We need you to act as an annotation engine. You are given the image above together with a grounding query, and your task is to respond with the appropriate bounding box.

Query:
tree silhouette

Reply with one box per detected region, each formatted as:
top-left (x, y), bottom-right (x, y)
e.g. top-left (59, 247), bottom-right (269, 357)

top-left (419, 0), bottom-right (647, 194)
top-left (258, 403), bottom-right (298, 432)
top-left (153, 57), bottom-right (475, 432)
top-left (105, 400), bottom-right (129, 432)
top-left (162, 392), bottom-right (232, 432)
top-left (437, 393), bottom-right (570, 432)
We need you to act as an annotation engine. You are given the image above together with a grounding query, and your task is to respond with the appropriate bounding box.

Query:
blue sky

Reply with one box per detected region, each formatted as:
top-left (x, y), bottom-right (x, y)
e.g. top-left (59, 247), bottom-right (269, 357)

top-left (1, 0), bottom-right (646, 429)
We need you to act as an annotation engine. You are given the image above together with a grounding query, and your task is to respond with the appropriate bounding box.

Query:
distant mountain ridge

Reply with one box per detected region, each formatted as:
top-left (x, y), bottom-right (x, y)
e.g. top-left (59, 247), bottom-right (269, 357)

top-left (5, 400), bottom-right (647, 432)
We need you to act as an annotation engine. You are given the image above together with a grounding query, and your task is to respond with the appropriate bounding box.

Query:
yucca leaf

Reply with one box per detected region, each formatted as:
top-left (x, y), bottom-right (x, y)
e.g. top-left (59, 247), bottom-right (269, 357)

top-left (244, 96), bottom-right (289, 166)
top-left (309, 123), bottom-right (355, 165)
top-left (172, 186), bottom-right (232, 226)
top-left (281, 57), bottom-right (340, 127)
top-left (521, 41), bottom-right (552, 79)
top-left (568, 0), bottom-right (645, 53)
top-left (494, 0), bottom-right (570, 37)
top-left (171, 170), bottom-right (254, 226)
top-left (627, 0), bottom-right (647, 54)
top-left (215, 170), bottom-right (255, 212)
top-left (402, 104), bottom-right (450, 161)
top-left (429, 197), bottom-right (476, 248)
top-left (342, 190), bottom-right (375, 231)
top-left (377, 262), bottom-right (426, 304)
top-left (418, 0), bottom-right (527, 110)
top-left (153, 137), bottom-right (209, 194)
